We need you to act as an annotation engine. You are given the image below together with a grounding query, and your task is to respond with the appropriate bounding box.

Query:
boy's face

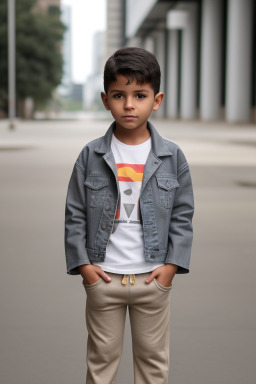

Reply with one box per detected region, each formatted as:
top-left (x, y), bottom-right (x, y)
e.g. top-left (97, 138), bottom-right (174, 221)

top-left (101, 75), bottom-right (164, 135)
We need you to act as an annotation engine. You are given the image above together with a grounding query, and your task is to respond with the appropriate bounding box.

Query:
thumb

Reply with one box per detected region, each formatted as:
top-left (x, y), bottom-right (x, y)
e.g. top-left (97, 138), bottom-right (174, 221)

top-left (145, 270), bottom-right (157, 284)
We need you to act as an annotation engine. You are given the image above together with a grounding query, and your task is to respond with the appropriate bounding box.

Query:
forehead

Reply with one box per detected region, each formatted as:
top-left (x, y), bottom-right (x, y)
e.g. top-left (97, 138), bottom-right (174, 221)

top-left (108, 74), bottom-right (153, 91)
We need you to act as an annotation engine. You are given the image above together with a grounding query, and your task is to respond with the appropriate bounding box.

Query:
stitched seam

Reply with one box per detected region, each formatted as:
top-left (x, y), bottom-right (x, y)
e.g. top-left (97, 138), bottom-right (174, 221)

top-left (177, 162), bottom-right (189, 176)
top-left (75, 162), bottom-right (86, 175)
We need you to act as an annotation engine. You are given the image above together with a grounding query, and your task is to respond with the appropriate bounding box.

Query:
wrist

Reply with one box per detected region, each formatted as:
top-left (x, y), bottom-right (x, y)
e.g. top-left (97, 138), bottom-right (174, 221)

top-left (165, 263), bottom-right (178, 274)
top-left (78, 264), bottom-right (91, 274)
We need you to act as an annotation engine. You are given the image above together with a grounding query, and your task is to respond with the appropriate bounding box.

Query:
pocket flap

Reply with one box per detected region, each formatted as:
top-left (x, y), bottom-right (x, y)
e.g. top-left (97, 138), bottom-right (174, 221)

top-left (84, 176), bottom-right (109, 190)
top-left (156, 176), bottom-right (179, 191)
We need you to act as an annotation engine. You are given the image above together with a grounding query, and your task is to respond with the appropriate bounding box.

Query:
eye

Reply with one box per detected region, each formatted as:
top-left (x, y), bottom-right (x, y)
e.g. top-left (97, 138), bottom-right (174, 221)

top-left (113, 93), bottom-right (123, 99)
top-left (135, 94), bottom-right (146, 99)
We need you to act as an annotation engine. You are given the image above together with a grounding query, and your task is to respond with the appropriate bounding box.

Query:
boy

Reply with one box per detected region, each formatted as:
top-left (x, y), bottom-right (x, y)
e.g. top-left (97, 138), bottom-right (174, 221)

top-left (65, 47), bottom-right (194, 384)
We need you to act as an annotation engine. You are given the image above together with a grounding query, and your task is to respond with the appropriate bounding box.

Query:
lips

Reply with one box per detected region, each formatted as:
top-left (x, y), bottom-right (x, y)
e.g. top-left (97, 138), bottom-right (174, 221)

top-left (122, 115), bottom-right (137, 119)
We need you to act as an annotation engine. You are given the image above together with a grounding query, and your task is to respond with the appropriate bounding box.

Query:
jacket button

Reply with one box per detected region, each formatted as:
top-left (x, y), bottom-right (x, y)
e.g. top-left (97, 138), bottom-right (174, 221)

top-left (101, 224), bottom-right (106, 230)
top-left (151, 255), bottom-right (155, 259)
top-left (93, 181), bottom-right (98, 187)
top-left (105, 205), bottom-right (110, 211)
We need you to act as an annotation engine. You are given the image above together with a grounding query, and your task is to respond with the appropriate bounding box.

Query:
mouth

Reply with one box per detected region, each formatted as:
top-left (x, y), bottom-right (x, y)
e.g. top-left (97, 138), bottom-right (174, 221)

top-left (122, 115), bottom-right (137, 120)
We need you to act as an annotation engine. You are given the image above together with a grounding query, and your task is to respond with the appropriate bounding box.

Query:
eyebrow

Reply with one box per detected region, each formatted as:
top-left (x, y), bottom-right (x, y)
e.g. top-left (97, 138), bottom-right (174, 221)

top-left (110, 89), bottom-right (150, 93)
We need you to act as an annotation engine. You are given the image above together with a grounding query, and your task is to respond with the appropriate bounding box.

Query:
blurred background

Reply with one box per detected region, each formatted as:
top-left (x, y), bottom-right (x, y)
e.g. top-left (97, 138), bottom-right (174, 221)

top-left (0, 1), bottom-right (256, 383)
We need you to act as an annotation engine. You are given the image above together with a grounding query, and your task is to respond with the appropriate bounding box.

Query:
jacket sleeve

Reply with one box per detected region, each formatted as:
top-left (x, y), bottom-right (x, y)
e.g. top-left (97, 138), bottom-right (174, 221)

top-left (165, 151), bottom-right (194, 273)
top-left (65, 161), bottom-right (90, 275)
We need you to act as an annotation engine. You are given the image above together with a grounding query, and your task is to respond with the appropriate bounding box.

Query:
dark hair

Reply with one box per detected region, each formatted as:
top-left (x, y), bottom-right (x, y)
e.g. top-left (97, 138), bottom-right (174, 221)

top-left (103, 47), bottom-right (161, 95)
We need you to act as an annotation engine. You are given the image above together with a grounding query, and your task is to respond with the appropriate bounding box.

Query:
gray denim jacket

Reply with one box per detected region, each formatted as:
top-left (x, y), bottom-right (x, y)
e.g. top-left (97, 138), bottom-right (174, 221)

top-left (65, 121), bottom-right (194, 275)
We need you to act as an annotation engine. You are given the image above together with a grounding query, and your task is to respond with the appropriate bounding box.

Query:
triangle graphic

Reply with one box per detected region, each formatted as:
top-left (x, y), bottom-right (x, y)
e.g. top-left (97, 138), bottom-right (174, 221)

top-left (123, 203), bottom-right (135, 218)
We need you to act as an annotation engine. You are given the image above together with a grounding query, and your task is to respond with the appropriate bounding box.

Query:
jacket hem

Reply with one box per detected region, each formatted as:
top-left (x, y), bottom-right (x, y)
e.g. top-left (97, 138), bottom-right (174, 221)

top-left (86, 248), bottom-right (168, 263)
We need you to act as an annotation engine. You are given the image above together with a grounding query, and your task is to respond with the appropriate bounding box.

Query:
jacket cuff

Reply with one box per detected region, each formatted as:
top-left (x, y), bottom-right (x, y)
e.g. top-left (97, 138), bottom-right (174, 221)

top-left (165, 258), bottom-right (190, 274)
top-left (67, 260), bottom-right (91, 275)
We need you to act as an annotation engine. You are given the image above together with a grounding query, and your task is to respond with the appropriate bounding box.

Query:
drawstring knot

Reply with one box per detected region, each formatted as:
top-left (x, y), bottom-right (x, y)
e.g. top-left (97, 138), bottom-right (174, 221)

top-left (121, 274), bottom-right (135, 285)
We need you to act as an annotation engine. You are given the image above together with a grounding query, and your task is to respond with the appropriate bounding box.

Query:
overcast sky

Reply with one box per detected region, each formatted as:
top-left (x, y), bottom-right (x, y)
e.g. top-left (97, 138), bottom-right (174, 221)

top-left (62, 0), bottom-right (106, 83)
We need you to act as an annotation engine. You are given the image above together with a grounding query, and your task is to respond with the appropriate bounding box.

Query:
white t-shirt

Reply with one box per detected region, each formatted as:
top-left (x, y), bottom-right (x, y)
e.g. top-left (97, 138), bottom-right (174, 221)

top-left (93, 133), bottom-right (164, 274)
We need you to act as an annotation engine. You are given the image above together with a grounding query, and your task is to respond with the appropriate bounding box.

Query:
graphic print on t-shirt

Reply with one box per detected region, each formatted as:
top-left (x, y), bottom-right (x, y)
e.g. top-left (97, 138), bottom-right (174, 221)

top-left (115, 163), bottom-right (144, 224)
top-left (93, 135), bottom-right (164, 274)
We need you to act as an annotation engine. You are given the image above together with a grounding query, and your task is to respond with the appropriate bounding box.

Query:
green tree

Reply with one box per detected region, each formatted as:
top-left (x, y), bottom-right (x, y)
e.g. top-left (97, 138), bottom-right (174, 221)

top-left (0, 0), bottom-right (65, 117)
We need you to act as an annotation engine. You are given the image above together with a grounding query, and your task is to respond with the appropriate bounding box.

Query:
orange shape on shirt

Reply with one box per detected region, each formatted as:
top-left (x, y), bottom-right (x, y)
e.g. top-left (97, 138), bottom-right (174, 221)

top-left (117, 164), bottom-right (144, 182)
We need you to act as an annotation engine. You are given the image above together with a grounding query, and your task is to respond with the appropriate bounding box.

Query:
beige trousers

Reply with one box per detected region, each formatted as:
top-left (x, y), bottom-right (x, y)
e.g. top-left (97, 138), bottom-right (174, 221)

top-left (82, 272), bottom-right (172, 384)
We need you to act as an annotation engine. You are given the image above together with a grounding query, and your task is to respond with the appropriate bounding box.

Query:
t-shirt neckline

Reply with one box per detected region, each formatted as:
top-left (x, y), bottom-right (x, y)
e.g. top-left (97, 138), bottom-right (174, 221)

top-left (112, 133), bottom-right (151, 150)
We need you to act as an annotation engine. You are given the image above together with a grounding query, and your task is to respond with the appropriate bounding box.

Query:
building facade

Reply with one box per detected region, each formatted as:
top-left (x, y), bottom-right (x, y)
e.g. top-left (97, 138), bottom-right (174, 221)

top-left (105, 0), bottom-right (126, 60)
top-left (125, 0), bottom-right (256, 123)
top-left (83, 31), bottom-right (106, 109)
top-left (84, 0), bottom-right (126, 109)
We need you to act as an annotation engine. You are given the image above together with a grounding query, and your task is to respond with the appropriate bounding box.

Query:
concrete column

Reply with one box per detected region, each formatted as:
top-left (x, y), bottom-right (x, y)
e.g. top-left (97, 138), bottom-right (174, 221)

top-left (166, 30), bottom-right (179, 118)
top-left (126, 37), bottom-right (143, 48)
top-left (180, 3), bottom-right (198, 120)
top-left (154, 30), bottom-right (166, 118)
top-left (226, 0), bottom-right (253, 122)
top-left (200, 0), bottom-right (223, 120)
top-left (143, 36), bottom-right (155, 53)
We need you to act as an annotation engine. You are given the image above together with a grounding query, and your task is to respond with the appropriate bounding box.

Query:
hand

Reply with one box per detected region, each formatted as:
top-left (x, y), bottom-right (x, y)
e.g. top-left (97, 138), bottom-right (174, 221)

top-left (78, 264), bottom-right (112, 285)
top-left (145, 264), bottom-right (178, 287)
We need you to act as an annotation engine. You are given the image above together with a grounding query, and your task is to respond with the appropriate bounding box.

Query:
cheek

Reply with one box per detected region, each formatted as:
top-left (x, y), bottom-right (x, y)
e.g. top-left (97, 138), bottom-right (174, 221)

top-left (109, 105), bottom-right (118, 114)
top-left (109, 107), bottom-right (120, 120)
top-left (110, 103), bottom-right (122, 114)
top-left (141, 102), bottom-right (155, 114)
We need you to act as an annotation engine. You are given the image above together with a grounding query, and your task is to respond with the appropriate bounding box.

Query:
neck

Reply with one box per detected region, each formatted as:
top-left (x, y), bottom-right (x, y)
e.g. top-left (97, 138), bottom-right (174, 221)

top-left (114, 123), bottom-right (151, 145)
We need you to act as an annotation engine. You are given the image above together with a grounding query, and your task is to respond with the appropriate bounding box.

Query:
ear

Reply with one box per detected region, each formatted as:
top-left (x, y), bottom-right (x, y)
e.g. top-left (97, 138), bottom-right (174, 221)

top-left (101, 92), bottom-right (110, 110)
top-left (153, 92), bottom-right (164, 111)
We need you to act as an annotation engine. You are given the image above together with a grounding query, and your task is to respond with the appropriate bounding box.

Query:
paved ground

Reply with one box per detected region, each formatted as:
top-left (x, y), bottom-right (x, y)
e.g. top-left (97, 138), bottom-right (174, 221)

top-left (1, 115), bottom-right (256, 384)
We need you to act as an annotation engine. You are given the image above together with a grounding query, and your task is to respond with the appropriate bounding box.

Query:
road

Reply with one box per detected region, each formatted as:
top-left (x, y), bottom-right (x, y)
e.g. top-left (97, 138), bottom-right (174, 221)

top-left (1, 115), bottom-right (256, 384)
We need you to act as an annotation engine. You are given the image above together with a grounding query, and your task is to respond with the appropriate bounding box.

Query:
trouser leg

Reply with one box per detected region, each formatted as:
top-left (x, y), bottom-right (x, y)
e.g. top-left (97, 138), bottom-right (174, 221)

top-left (128, 273), bottom-right (172, 384)
top-left (84, 274), bottom-right (127, 384)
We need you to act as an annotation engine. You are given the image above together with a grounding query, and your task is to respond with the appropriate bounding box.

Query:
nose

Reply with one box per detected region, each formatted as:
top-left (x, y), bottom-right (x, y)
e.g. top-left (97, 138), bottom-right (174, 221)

top-left (124, 96), bottom-right (134, 110)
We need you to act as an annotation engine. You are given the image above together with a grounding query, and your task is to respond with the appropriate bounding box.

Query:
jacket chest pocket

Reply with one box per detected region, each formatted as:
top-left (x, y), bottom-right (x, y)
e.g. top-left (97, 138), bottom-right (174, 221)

top-left (156, 176), bottom-right (179, 209)
top-left (84, 176), bottom-right (109, 208)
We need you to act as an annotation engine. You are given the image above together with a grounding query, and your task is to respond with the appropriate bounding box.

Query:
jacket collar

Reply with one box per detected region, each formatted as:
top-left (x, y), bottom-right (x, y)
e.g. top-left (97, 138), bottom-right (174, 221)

top-left (95, 120), bottom-right (173, 157)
